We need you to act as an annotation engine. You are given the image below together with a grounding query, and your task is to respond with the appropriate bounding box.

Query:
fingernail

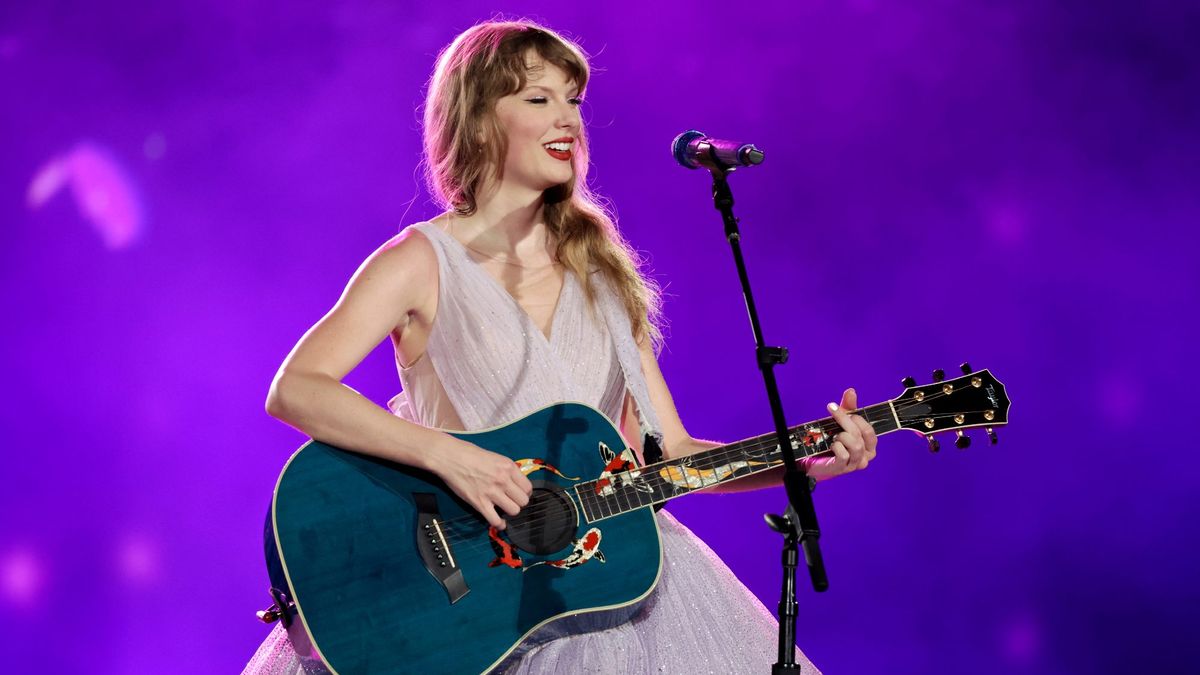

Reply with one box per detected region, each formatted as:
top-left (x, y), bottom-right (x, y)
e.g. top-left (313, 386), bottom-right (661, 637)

top-left (827, 402), bottom-right (839, 412)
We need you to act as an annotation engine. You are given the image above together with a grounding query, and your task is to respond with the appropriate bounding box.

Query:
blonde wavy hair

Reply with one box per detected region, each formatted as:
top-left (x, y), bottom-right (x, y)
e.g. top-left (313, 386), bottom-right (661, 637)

top-left (422, 20), bottom-right (662, 345)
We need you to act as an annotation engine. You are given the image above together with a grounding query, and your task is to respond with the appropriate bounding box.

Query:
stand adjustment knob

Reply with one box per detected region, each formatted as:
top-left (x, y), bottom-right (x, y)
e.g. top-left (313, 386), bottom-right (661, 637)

top-left (757, 346), bottom-right (789, 366)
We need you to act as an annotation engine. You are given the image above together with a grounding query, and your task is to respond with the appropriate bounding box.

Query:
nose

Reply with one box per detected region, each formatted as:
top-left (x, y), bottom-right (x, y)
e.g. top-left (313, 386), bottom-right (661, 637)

top-left (555, 100), bottom-right (580, 131)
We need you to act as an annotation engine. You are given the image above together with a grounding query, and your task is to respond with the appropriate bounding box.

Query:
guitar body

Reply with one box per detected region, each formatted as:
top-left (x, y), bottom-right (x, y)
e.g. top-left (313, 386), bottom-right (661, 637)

top-left (267, 402), bottom-right (663, 674)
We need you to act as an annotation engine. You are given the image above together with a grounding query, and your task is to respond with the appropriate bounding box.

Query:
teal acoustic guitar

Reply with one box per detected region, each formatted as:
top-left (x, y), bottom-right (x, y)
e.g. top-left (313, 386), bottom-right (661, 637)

top-left (262, 368), bottom-right (1010, 674)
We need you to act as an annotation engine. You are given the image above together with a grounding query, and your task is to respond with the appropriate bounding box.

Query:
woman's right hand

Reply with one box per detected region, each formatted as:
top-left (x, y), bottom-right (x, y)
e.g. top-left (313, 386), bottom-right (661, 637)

top-left (430, 438), bottom-right (534, 530)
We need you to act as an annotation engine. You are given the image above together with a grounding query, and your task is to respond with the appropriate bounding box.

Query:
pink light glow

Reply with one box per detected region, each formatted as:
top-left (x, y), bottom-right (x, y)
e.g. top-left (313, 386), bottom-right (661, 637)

top-left (143, 132), bottom-right (167, 160)
top-left (26, 142), bottom-right (145, 250)
top-left (984, 200), bottom-right (1028, 246)
top-left (116, 533), bottom-right (162, 586)
top-left (1, 547), bottom-right (45, 608)
top-left (1000, 612), bottom-right (1040, 665)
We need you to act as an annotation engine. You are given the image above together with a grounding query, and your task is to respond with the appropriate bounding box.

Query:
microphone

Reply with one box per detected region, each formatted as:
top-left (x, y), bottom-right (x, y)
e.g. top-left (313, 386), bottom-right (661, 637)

top-left (671, 130), bottom-right (764, 171)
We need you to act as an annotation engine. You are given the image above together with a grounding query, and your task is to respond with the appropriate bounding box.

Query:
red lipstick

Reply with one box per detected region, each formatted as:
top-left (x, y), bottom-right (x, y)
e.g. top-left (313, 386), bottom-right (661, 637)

top-left (543, 137), bottom-right (574, 161)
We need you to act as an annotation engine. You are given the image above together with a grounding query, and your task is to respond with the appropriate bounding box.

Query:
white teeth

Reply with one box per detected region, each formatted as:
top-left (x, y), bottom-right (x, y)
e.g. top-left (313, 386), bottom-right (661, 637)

top-left (543, 142), bottom-right (572, 151)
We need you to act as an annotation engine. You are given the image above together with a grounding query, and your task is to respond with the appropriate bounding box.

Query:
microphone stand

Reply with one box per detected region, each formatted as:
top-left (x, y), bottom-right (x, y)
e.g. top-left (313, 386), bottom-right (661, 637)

top-left (705, 168), bottom-right (828, 674)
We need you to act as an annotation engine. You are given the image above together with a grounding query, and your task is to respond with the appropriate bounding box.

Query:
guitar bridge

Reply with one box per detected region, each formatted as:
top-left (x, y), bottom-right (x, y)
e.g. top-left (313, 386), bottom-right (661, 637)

top-left (414, 492), bottom-right (469, 604)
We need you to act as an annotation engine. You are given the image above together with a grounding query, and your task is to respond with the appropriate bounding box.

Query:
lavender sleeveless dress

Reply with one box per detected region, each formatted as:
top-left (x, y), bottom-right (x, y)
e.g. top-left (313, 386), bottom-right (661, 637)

top-left (243, 223), bottom-right (821, 674)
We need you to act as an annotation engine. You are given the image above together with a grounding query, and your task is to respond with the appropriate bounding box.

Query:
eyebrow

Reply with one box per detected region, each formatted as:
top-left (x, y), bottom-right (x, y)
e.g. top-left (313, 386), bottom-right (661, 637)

top-left (523, 84), bottom-right (582, 96)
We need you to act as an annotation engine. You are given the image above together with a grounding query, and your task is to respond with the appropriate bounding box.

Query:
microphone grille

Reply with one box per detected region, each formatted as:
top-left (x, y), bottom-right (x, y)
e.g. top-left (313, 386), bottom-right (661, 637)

top-left (671, 130), bottom-right (706, 169)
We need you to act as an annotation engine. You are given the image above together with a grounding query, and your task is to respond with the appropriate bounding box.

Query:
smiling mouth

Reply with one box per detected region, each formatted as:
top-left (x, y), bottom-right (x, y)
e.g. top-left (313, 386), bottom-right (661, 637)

top-left (543, 141), bottom-right (573, 161)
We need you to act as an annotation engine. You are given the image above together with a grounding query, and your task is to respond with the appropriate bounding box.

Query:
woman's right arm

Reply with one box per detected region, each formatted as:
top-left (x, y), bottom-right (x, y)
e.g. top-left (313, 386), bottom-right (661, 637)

top-left (265, 230), bottom-right (531, 529)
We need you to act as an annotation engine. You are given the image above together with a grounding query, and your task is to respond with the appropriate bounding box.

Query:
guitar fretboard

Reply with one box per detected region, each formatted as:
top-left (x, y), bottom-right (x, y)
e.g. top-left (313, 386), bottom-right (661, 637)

top-left (573, 402), bottom-right (899, 522)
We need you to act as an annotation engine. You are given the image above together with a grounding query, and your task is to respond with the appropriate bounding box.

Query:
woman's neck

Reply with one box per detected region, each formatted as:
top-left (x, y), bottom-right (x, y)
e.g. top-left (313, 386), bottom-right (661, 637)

top-left (449, 183), bottom-right (554, 260)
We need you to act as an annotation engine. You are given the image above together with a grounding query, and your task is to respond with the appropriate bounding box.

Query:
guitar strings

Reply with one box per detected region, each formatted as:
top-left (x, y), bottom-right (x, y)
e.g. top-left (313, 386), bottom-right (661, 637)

top-left (432, 395), bottom-right (999, 554)
top-left (435, 407), bottom-right (990, 552)
top-left (437, 418), bottom-right (994, 557)
top-left (427, 388), bottom-right (995, 541)
top-left (437, 417), bottom-right (910, 555)
top-left (430, 382), bottom-right (996, 535)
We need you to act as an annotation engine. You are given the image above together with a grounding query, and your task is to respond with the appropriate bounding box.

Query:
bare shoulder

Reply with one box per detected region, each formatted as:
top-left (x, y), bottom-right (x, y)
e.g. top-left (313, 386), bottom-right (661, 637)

top-left (331, 224), bottom-right (441, 334)
top-left (362, 225), bottom-right (438, 282)
top-left (270, 225), bottom-right (443, 383)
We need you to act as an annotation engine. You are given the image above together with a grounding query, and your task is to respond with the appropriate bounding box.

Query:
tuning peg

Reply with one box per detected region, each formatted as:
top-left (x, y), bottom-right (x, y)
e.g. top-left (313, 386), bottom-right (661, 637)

top-left (960, 362), bottom-right (973, 375)
top-left (955, 430), bottom-right (971, 449)
top-left (986, 427), bottom-right (998, 444)
top-left (932, 368), bottom-right (945, 382)
top-left (902, 376), bottom-right (916, 388)
top-left (926, 435), bottom-right (940, 453)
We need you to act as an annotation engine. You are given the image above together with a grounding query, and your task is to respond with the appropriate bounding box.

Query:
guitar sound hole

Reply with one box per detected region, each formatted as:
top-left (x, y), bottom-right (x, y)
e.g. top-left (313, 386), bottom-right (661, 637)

top-left (504, 483), bottom-right (577, 555)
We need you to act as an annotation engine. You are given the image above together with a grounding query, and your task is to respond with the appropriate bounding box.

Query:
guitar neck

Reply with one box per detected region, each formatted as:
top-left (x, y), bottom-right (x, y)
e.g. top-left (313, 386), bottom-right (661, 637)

top-left (574, 366), bottom-right (1012, 521)
top-left (573, 401), bottom-right (901, 521)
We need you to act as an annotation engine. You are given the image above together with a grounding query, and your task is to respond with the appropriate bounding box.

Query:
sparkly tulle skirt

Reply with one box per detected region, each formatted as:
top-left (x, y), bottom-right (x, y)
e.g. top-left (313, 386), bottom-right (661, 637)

top-left (242, 510), bottom-right (821, 674)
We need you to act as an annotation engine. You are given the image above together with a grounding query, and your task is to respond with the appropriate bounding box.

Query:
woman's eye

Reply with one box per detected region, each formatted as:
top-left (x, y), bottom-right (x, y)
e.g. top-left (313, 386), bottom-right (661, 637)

top-left (523, 96), bottom-right (583, 106)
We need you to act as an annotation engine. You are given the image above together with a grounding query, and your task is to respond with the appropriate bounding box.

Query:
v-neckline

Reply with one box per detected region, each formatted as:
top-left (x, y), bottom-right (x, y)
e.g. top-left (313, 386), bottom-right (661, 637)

top-left (427, 223), bottom-right (570, 345)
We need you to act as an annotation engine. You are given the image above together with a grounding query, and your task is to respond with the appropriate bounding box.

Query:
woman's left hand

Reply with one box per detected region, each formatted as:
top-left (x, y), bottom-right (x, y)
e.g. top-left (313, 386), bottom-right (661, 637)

top-left (802, 387), bottom-right (878, 480)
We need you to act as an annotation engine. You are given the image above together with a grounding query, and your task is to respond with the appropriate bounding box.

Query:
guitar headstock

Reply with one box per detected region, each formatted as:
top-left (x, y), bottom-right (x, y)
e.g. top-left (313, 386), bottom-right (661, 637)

top-left (892, 364), bottom-right (1010, 452)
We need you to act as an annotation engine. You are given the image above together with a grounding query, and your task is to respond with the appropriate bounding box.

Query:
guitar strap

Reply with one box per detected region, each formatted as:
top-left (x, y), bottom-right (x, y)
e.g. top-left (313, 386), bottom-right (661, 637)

top-left (591, 273), bottom-right (665, 457)
top-left (642, 432), bottom-right (663, 465)
top-left (642, 432), bottom-right (666, 513)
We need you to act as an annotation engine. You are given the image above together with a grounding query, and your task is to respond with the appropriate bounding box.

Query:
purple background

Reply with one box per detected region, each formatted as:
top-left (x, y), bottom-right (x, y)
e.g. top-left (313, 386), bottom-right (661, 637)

top-left (3, 1), bottom-right (1197, 672)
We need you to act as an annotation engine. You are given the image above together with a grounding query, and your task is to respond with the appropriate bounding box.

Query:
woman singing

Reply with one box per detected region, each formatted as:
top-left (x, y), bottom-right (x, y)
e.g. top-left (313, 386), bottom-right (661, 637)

top-left (245, 19), bottom-right (875, 674)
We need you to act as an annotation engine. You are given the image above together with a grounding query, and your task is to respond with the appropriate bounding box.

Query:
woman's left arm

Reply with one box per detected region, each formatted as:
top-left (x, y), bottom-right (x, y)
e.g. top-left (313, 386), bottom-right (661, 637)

top-left (629, 336), bottom-right (877, 492)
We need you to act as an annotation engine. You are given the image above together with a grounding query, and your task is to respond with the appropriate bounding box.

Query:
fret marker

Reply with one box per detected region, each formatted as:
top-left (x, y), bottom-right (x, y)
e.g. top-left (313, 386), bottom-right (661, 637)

top-left (798, 426), bottom-right (828, 448)
top-left (660, 461), bottom-right (768, 490)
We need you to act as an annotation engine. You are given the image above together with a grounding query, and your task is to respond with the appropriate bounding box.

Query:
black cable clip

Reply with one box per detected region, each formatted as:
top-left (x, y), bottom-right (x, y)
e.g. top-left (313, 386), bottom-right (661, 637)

top-left (757, 345), bottom-right (789, 367)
